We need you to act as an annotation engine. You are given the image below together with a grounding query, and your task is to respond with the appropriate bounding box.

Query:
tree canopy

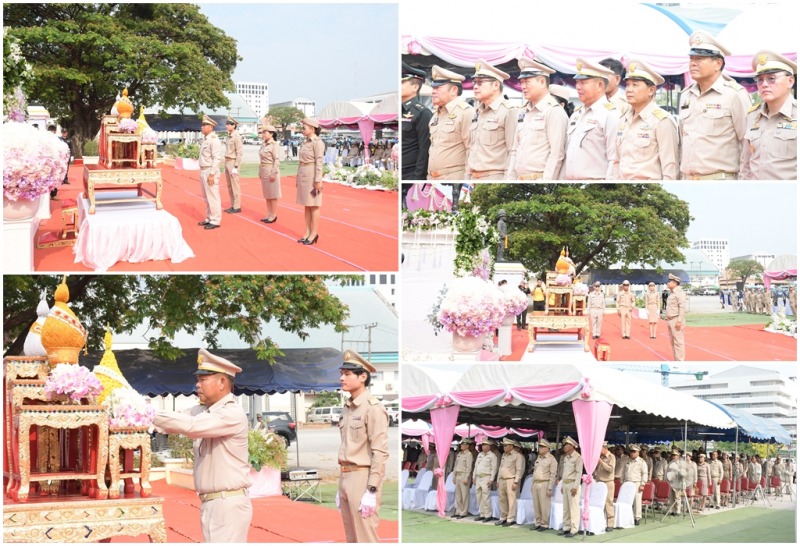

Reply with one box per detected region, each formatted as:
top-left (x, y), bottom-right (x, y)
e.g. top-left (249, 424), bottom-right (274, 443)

top-left (4, 3), bottom-right (240, 155)
top-left (3, 275), bottom-right (353, 362)
top-left (265, 105), bottom-right (306, 139)
top-left (726, 258), bottom-right (765, 287)
top-left (471, 183), bottom-right (692, 277)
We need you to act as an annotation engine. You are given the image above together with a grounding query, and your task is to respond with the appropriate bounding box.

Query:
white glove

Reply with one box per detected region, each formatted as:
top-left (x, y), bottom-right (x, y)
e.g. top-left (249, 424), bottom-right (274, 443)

top-left (359, 491), bottom-right (377, 518)
top-left (335, 492), bottom-right (340, 508)
top-left (232, 167), bottom-right (238, 175)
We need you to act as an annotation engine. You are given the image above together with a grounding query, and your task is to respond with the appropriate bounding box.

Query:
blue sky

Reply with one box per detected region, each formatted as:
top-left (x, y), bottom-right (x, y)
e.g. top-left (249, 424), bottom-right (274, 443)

top-left (199, 3), bottom-right (398, 110)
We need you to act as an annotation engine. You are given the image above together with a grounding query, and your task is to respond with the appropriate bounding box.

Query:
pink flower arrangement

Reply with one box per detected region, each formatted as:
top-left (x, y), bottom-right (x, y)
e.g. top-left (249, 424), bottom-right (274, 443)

top-left (105, 387), bottom-right (156, 428)
top-left (499, 284), bottom-right (528, 316)
top-left (44, 363), bottom-right (103, 402)
top-left (437, 276), bottom-right (505, 337)
top-left (573, 283), bottom-right (589, 296)
top-left (3, 122), bottom-right (70, 201)
top-left (141, 128), bottom-right (158, 144)
top-left (116, 118), bottom-right (140, 134)
top-left (555, 274), bottom-right (573, 286)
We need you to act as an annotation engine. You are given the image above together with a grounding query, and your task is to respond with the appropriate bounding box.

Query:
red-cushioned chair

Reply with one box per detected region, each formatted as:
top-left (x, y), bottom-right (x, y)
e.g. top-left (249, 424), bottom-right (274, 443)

top-left (641, 482), bottom-right (655, 523)
top-left (403, 461), bottom-right (411, 470)
top-left (654, 480), bottom-right (671, 510)
top-left (614, 478), bottom-right (621, 501)
top-left (720, 478), bottom-right (732, 506)
top-left (737, 476), bottom-right (748, 504)
top-left (770, 475), bottom-right (782, 497)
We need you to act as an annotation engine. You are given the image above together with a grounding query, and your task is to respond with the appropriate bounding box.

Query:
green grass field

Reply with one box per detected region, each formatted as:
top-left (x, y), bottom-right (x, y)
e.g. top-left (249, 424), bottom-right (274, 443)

top-left (229, 161), bottom-right (299, 179)
top-left (684, 312), bottom-right (778, 328)
top-left (313, 481), bottom-right (398, 521)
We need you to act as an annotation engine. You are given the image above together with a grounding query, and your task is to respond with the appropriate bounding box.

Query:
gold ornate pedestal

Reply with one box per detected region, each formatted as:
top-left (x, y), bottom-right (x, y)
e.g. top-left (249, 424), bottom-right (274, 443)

top-left (546, 286), bottom-right (574, 315)
top-left (527, 315), bottom-right (590, 352)
top-left (3, 495), bottom-right (166, 543)
top-left (82, 165), bottom-right (163, 215)
top-left (108, 428), bottom-right (151, 499)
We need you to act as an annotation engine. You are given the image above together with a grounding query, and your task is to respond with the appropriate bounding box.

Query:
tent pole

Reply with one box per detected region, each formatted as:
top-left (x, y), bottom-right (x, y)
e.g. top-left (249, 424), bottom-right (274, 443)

top-left (733, 427), bottom-right (739, 508)
top-left (683, 421), bottom-right (688, 454)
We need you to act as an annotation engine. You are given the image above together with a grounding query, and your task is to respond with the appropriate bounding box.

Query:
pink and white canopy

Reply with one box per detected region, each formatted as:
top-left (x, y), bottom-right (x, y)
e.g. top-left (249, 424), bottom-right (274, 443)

top-left (316, 95), bottom-right (398, 154)
top-left (763, 254), bottom-right (798, 290)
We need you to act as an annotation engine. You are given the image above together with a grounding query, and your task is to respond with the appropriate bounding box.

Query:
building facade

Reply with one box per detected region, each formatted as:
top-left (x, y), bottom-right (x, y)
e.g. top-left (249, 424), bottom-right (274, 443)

top-left (269, 97), bottom-right (316, 118)
top-left (730, 251), bottom-right (776, 270)
top-left (235, 81), bottom-right (270, 119)
top-left (691, 239), bottom-right (730, 274)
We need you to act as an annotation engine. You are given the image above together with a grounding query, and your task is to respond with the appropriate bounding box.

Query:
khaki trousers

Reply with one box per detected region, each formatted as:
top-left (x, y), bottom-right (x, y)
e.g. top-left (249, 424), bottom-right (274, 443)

top-left (600, 480), bottom-right (614, 528)
top-left (224, 159), bottom-right (241, 209)
top-left (533, 480), bottom-right (551, 528)
top-left (200, 494), bottom-right (252, 543)
top-left (631, 485), bottom-right (642, 518)
top-left (475, 476), bottom-right (493, 517)
top-left (711, 478), bottom-right (721, 506)
top-left (498, 477), bottom-right (517, 522)
top-left (200, 168), bottom-right (222, 225)
top-left (561, 481), bottom-right (579, 534)
top-left (619, 308), bottom-right (632, 337)
top-left (454, 472), bottom-right (470, 515)
top-left (339, 469), bottom-right (381, 543)
top-left (667, 317), bottom-right (685, 360)
top-left (668, 487), bottom-right (685, 514)
top-left (590, 309), bottom-right (603, 337)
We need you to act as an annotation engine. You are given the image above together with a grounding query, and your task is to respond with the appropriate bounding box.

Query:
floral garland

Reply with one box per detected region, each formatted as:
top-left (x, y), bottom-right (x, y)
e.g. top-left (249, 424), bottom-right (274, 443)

top-left (3, 122), bottom-right (70, 201)
top-left (105, 387), bottom-right (156, 428)
top-left (453, 206), bottom-right (499, 279)
top-left (44, 364), bottom-right (103, 402)
top-left (117, 118), bottom-right (140, 134)
top-left (427, 284), bottom-right (449, 336)
top-left (437, 276), bottom-right (505, 337)
top-left (403, 209), bottom-right (455, 232)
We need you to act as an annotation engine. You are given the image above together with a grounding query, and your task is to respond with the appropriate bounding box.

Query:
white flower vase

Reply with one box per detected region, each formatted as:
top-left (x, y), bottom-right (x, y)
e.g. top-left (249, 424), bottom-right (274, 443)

top-left (498, 314), bottom-right (515, 356)
top-left (452, 332), bottom-right (484, 355)
top-left (3, 196), bottom-right (41, 222)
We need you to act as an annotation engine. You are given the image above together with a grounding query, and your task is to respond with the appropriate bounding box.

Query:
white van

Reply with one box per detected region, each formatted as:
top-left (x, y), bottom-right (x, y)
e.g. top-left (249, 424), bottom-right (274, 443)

top-left (308, 406), bottom-right (343, 424)
top-left (384, 400), bottom-right (399, 426)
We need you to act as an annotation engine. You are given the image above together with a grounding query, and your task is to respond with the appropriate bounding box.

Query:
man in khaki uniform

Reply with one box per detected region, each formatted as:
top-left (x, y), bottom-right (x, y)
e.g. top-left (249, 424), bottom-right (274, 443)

top-left (614, 445), bottom-right (630, 481)
top-left (665, 273), bottom-right (687, 361)
top-left (741, 51), bottom-right (796, 179)
top-left (665, 449), bottom-right (687, 515)
top-left (559, 436), bottom-right (582, 538)
top-left (427, 65), bottom-right (474, 180)
top-left (451, 438), bottom-right (475, 519)
top-left (198, 114), bottom-right (223, 229)
top-left (623, 445), bottom-right (648, 525)
top-left (223, 116), bottom-right (243, 213)
top-left (651, 449), bottom-right (667, 481)
top-left (472, 438), bottom-right (498, 522)
top-left (709, 451), bottom-right (724, 509)
top-left (679, 31), bottom-right (751, 179)
top-left (789, 286), bottom-right (797, 317)
top-left (154, 349), bottom-right (252, 542)
top-left (600, 58), bottom-right (631, 118)
top-left (617, 280), bottom-right (635, 339)
top-left (496, 438), bottom-right (526, 526)
top-left (563, 58), bottom-right (620, 180)
top-left (468, 59), bottom-right (517, 179)
top-left (616, 59), bottom-right (679, 179)
top-left (593, 441), bottom-right (616, 533)
top-left (696, 453), bottom-right (711, 511)
top-left (507, 57), bottom-right (567, 180)
top-left (588, 281), bottom-right (606, 338)
top-left (337, 350), bottom-right (389, 543)
top-left (530, 438), bottom-right (558, 531)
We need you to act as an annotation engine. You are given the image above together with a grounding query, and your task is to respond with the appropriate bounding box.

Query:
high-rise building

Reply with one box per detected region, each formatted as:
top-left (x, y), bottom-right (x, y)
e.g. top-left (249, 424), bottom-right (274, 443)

top-left (235, 81), bottom-right (269, 119)
top-left (269, 98), bottom-right (316, 118)
top-left (691, 239), bottom-right (730, 273)
top-left (730, 251), bottom-right (776, 270)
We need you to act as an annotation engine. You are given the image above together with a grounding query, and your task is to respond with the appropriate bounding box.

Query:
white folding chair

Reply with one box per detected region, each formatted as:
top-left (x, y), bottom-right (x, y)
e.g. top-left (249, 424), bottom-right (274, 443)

top-left (468, 484), bottom-right (480, 515)
top-left (614, 481), bottom-right (637, 529)
top-left (412, 470), bottom-right (434, 510)
top-left (425, 472), bottom-right (455, 511)
top-left (549, 480), bottom-right (565, 530)
top-left (515, 475), bottom-right (535, 525)
top-left (401, 468), bottom-right (428, 510)
top-left (400, 469), bottom-right (410, 490)
top-left (490, 489), bottom-right (501, 519)
top-left (579, 480), bottom-right (608, 535)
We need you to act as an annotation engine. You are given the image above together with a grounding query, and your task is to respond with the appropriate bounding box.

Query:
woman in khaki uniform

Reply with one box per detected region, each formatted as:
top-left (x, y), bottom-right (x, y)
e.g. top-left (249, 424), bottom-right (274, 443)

top-left (258, 124), bottom-right (281, 224)
top-left (645, 282), bottom-right (661, 339)
top-left (296, 117), bottom-right (325, 245)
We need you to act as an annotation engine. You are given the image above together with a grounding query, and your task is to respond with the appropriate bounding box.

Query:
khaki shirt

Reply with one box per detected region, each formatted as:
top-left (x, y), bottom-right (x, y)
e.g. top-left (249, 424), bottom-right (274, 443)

top-left (563, 95), bottom-right (620, 179)
top-left (740, 96), bottom-right (797, 180)
top-left (617, 291), bottom-right (635, 310)
top-left (468, 96), bottom-right (517, 175)
top-left (561, 451), bottom-right (583, 485)
top-left (609, 88), bottom-right (631, 119)
top-left (645, 291), bottom-right (660, 309)
top-left (498, 450), bottom-right (525, 483)
top-left (594, 451), bottom-right (616, 482)
top-left (652, 458), bottom-right (667, 481)
top-left (696, 461), bottom-right (711, 483)
top-left (588, 291), bottom-right (605, 310)
top-left (454, 449), bottom-right (474, 475)
top-left (428, 97), bottom-right (474, 178)
top-left (507, 94), bottom-right (568, 179)
top-left (666, 286), bottom-right (687, 322)
top-left (199, 132), bottom-right (223, 175)
top-left (709, 459), bottom-right (723, 480)
top-left (617, 100), bottom-right (679, 179)
top-left (338, 389), bottom-right (389, 489)
top-left (679, 73), bottom-right (751, 177)
top-left (624, 457), bottom-right (648, 487)
top-left (473, 451), bottom-right (498, 481)
top-left (153, 393), bottom-right (251, 495)
top-left (225, 130), bottom-right (244, 166)
top-left (615, 454), bottom-right (630, 480)
top-left (722, 459), bottom-right (733, 480)
top-left (259, 140), bottom-right (281, 180)
top-left (532, 451), bottom-right (558, 489)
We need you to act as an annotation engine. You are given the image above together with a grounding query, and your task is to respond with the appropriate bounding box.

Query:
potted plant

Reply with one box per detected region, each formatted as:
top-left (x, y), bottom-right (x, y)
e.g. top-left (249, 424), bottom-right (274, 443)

top-left (248, 429), bottom-right (288, 498)
top-left (172, 142), bottom-right (200, 171)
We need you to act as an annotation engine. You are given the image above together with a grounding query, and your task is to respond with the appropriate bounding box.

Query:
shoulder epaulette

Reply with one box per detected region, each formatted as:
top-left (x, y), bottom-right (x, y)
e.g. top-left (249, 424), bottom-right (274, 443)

top-left (455, 101), bottom-right (469, 110)
top-left (604, 102), bottom-right (616, 111)
top-left (652, 108), bottom-right (667, 121)
top-left (413, 103), bottom-right (425, 111)
top-left (368, 397), bottom-right (381, 406)
top-left (748, 103), bottom-right (761, 113)
top-left (501, 100), bottom-right (512, 108)
top-left (723, 77), bottom-right (744, 91)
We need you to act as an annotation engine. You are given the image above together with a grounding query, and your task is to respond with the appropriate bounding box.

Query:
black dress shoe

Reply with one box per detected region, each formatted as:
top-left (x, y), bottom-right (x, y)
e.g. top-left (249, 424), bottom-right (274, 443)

top-left (474, 516), bottom-right (485, 522)
top-left (494, 519), bottom-right (505, 526)
top-left (565, 532), bottom-right (576, 538)
top-left (224, 207), bottom-right (241, 213)
top-left (531, 525), bottom-right (541, 531)
top-left (198, 220), bottom-right (210, 226)
top-left (484, 517), bottom-right (497, 523)
top-left (605, 527), bottom-right (613, 532)
top-left (502, 521), bottom-right (513, 527)
top-left (303, 234), bottom-right (319, 245)
top-left (558, 530), bottom-right (568, 535)
top-left (634, 519), bottom-right (640, 526)
top-left (260, 216), bottom-right (277, 223)
top-left (537, 526), bottom-right (548, 532)
top-left (204, 223), bottom-right (220, 230)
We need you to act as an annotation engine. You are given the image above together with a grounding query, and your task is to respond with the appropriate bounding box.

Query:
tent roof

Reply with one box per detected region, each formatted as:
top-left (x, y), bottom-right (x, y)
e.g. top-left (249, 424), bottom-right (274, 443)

top-left (765, 255), bottom-right (797, 274)
top-left (705, 401), bottom-right (792, 444)
top-left (80, 348), bottom-right (343, 396)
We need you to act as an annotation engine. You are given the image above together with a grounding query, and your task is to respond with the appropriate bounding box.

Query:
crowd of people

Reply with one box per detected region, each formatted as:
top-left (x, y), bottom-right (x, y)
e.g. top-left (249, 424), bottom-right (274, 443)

top-left (325, 138), bottom-right (398, 170)
top-left (720, 286), bottom-right (797, 315)
top-left (402, 436), bottom-right (795, 537)
top-left (402, 31), bottom-right (796, 181)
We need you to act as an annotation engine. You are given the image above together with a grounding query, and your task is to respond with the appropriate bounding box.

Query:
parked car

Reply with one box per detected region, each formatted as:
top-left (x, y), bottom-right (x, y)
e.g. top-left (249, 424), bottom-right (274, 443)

top-left (261, 411), bottom-right (297, 447)
top-left (384, 401), bottom-right (399, 426)
top-left (308, 406), bottom-right (342, 424)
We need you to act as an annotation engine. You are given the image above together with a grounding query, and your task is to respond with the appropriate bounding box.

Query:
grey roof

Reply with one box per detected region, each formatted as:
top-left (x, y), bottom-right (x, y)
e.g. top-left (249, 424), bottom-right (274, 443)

top-left (657, 249), bottom-right (720, 274)
top-left (143, 92), bottom-right (259, 123)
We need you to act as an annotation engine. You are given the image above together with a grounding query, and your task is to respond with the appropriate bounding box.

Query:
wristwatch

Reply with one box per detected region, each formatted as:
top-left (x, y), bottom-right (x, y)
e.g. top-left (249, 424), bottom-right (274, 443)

top-left (368, 486), bottom-right (377, 493)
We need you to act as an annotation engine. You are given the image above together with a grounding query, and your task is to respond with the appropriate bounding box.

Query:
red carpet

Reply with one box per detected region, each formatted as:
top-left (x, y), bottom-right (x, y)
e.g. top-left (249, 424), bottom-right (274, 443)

top-left (503, 315), bottom-right (797, 361)
top-left (110, 479), bottom-right (398, 543)
top-left (34, 164), bottom-right (398, 272)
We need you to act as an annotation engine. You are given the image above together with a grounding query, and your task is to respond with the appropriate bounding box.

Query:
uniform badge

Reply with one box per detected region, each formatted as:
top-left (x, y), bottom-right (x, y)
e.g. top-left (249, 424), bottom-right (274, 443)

top-left (705, 103), bottom-right (722, 109)
top-left (197, 354), bottom-right (203, 365)
top-left (576, 61), bottom-right (583, 72)
top-left (758, 54), bottom-right (767, 67)
top-left (448, 113), bottom-right (456, 119)
top-left (403, 112), bottom-right (413, 119)
top-left (475, 62), bottom-right (481, 72)
top-left (518, 112), bottom-right (525, 122)
top-left (693, 34), bottom-right (702, 45)
top-left (353, 416), bottom-right (362, 421)
top-left (628, 62), bottom-right (637, 72)
top-left (431, 117), bottom-right (439, 126)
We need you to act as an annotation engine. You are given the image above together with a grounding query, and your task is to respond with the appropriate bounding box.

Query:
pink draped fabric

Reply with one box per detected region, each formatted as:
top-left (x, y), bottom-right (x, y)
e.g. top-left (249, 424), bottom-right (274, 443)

top-left (405, 183), bottom-right (452, 212)
top-left (430, 405), bottom-right (460, 516)
top-left (450, 389), bottom-right (506, 407)
top-left (510, 382), bottom-right (582, 406)
top-left (572, 399), bottom-right (613, 532)
top-left (763, 270), bottom-right (797, 290)
top-left (401, 394), bottom-right (438, 413)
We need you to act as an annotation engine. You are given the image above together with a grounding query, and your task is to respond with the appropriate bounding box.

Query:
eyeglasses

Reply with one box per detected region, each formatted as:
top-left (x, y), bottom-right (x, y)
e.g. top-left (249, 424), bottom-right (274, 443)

top-left (472, 79), bottom-right (493, 87)
top-left (756, 74), bottom-right (788, 86)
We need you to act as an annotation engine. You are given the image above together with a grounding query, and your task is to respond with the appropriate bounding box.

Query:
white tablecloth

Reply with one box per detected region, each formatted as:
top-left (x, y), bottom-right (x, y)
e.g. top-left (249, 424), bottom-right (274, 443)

top-left (74, 192), bottom-right (194, 271)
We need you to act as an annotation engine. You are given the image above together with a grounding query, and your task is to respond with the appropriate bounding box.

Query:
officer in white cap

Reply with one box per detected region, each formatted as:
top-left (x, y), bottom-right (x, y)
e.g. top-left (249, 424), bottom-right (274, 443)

top-left (154, 348), bottom-right (251, 542)
top-left (741, 51), bottom-right (797, 180)
top-left (427, 65), bottom-right (474, 180)
top-left (679, 31), bottom-right (752, 180)
top-left (472, 438), bottom-right (499, 522)
top-left (530, 438), bottom-right (558, 531)
top-left (616, 59), bottom-right (679, 179)
top-left (507, 57), bottom-right (568, 180)
top-left (588, 281), bottom-right (606, 338)
top-left (617, 280), bottom-right (635, 339)
top-left (562, 58), bottom-right (621, 180)
top-left (559, 436), bottom-right (582, 538)
top-left (665, 273), bottom-right (687, 360)
top-left (468, 58), bottom-right (517, 180)
top-left (198, 114), bottom-right (223, 229)
top-left (223, 116), bottom-right (243, 214)
top-left (451, 438), bottom-right (475, 519)
top-left (496, 437), bottom-right (525, 526)
top-left (338, 349), bottom-right (389, 543)
top-left (623, 444), bottom-right (648, 525)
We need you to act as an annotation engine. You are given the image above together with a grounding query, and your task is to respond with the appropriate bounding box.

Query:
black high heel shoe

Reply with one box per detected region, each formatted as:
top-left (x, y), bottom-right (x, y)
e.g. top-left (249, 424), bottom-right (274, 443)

top-left (261, 216), bottom-right (277, 224)
top-left (303, 234), bottom-right (319, 245)
top-left (297, 236), bottom-right (308, 243)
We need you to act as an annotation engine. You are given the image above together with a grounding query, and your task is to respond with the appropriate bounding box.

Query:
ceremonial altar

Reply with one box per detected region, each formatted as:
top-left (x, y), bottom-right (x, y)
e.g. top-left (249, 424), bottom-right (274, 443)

top-left (527, 314), bottom-right (591, 353)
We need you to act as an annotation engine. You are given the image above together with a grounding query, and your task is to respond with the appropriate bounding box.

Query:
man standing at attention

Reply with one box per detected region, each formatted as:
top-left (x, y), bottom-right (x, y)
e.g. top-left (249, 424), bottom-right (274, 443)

top-left (559, 436), bottom-right (582, 538)
top-left (223, 116), bottom-right (243, 214)
top-left (665, 273), bottom-right (688, 361)
top-left (427, 65), bottom-right (474, 180)
top-left (338, 350), bottom-right (389, 543)
top-left (530, 439), bottom-right (558, 532)
top-left (617, 280), bottom-right (635, 340)
top-left (495, 438), bottom-right (526, 526)
top-left (451, 438), bottom-right (475, 519)
top-left (623, 445), bottom-right (648, 525)
top-left (588, 281), bottom-right (606, 339)
top-left (401, 62), bottom-right (432, 181)
top-left (198, 114), bottom-right (223, 230)
top-left (154, 349), bottom-right (252, 542)
top-left (472, 438), bottom-right (499, 523)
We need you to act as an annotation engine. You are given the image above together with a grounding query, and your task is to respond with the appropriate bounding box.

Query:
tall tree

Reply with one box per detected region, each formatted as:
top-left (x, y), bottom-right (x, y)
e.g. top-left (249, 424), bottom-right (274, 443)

top-left (264, 105), bottom-right (306, 140)
top-left (471, 183), bottom-right (692, 276)
top-left (3, 275), bottom-right (353, 362)
top-left (4, 3), bottom-right (240, 156)
top-left (726, 258), bottom-right (765, 288)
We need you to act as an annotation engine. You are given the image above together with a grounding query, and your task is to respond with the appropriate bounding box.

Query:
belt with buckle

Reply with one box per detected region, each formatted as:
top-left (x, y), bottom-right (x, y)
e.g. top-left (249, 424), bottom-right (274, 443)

top-left (535, 479), bottom-right (550, 483)
top-left (470, 169), bottom-right (503, 179)
top-left (198, 488), bottom-right (247, 502)
top-left (518, 172), bottom-right (544, 180)
top-left (429, 166), bottom-right (464, 178)
top-left (200, 166), bottom-right (212, 170)
top-left (686, 172), bottom-right (737, 180)
top-left (299, 161), bottom-right (315, 166)
top-left (340, 464), bottom-right (371, 472)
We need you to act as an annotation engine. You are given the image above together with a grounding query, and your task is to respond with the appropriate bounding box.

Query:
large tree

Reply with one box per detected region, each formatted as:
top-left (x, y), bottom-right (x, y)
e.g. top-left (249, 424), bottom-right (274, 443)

top-left (726, 258), bottom-right (765, 287)
top-left (4, 3), bottom-right (240, 156)
top-left (3, 275), bottom-right (353, 361)
top-left (471, 183), bottom-right (692, 276)
top-left (265, 105), bottom-right (306, 139)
